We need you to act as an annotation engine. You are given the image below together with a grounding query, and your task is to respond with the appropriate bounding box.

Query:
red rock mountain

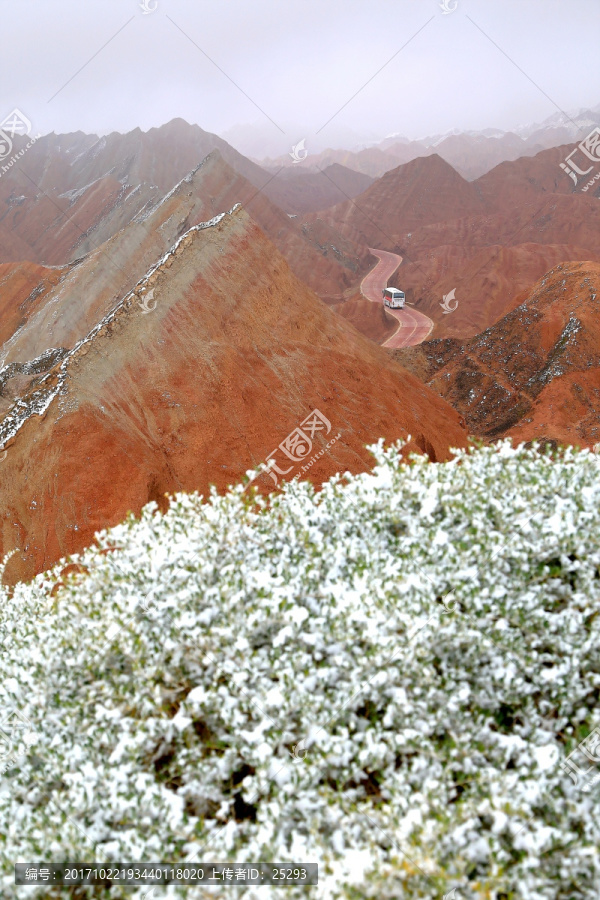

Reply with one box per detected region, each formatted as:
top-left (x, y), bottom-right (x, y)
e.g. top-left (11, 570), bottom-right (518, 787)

top-left (254, 163), bottom-right (374, 215)
top-left (318, 143), bottom-right (600, 341)
top-left (392, 261), bottom-right (600, 448)
top-left (6, 125), bottom-right (597, 352)
top-left (257, 124), bottom-right (579, 183)
top-left (0, 262), bottom-right (65, 350)
top-left (397, 238), bottom-right (598, 339)
top-left (311, 154), bottom-right (489, 248)
top-left (0, 205), bottom-right (467, 585)
top-left (0, 120), bottom-right (371, 264)
top-left (476, 145), bottom-right (591, 207)
top-left (0, 138), bottom-right (369, 304)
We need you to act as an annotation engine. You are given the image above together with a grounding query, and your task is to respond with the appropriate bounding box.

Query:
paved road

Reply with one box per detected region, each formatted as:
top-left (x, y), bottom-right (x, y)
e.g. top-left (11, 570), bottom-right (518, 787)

top-left (360, 248), bottom-right (433, 348)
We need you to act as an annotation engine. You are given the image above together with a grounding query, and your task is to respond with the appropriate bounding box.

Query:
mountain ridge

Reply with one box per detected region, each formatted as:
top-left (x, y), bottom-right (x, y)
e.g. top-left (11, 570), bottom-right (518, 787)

top-left (0, 203), bottom-right (466, 584)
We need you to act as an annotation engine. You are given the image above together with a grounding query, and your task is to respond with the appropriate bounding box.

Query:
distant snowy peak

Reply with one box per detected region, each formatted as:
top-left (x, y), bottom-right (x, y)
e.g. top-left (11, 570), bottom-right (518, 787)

top-left (515, 106), bottom-right (600, 139)
top-left (424, 127), bottom-right (506, 148)
top-left (372, 103), bottom-right (600, 151)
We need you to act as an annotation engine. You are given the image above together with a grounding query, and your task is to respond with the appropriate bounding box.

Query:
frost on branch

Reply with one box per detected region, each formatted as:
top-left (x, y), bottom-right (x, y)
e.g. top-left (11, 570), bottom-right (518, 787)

top-left (1, 441), bottom-right (600, 898)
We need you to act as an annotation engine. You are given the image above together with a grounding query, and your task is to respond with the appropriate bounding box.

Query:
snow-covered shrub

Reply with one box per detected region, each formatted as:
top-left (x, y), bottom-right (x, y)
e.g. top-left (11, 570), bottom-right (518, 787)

top-left (1, 440), bottom-right (600, 899)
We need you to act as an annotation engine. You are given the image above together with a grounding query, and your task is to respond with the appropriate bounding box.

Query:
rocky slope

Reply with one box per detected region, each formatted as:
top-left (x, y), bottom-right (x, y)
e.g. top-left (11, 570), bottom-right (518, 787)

top-left (476, 144), bottom-right (599, 207)
top-left (1, 131), bottom-right (367, 305)
top-left (0, 205), bottom-right (466, 584)
top-left (0, 120), bottom-right (369, 268)
top-left (321, 144), bottom-right (600, 341)
top-left (392, 261), bottom-right (600, 447)
top-left (256, 163), bottom-right (374, 215)
top-left (0, 261), bottom-right (65, 350)
top-left (0, 150), bottom-right (373, 378)
top-left (397, 240), bottom-right (597, 339)
top-left (311, 154), bottom-right (489, 248)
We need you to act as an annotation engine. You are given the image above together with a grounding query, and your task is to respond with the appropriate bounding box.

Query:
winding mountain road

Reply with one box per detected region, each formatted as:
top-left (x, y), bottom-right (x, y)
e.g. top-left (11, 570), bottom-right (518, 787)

top-left (361, 248), bottom-right (433, 348)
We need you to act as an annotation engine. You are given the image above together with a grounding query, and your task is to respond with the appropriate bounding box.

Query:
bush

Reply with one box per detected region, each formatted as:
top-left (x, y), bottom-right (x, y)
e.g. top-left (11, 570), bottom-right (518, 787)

top-left (1, 441), bottom-right (600, 898)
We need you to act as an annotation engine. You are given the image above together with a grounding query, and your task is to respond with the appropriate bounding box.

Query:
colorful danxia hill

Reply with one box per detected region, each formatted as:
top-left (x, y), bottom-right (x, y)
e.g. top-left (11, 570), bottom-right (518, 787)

top-left (1, 118), bottom-right (599, 583)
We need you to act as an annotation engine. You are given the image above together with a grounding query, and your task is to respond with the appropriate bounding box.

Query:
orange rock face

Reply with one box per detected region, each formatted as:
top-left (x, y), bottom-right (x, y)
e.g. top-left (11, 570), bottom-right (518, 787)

top-left (0, 261), bottom-right (64, 348)
top-left (333, 292), bottom-right (397, 345)
top-left (0, 207), bottom-right (466, 585)
top-left (392, 262), bottom-right (600, 448)
top-left (397, 241), bottom-right (597, 339)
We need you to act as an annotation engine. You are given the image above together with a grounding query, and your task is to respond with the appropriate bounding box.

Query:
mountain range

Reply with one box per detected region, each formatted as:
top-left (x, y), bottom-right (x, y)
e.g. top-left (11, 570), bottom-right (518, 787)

top-left (2, 112), bottom-right (600, 581)
top-left (0, 194), bottom-right (465, 584)
top-left (255, 103), bottom-right (600, 181)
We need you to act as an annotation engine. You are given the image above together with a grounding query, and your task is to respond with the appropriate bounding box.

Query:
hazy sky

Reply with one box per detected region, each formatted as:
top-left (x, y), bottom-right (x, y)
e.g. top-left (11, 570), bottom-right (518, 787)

top-left (1, 0), bottom-right (599, 157)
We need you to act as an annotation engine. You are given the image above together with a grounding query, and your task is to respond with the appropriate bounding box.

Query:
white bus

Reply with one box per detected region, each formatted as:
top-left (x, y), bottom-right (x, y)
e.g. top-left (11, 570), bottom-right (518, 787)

top-left (382, 287), bottom-right (405, 309)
